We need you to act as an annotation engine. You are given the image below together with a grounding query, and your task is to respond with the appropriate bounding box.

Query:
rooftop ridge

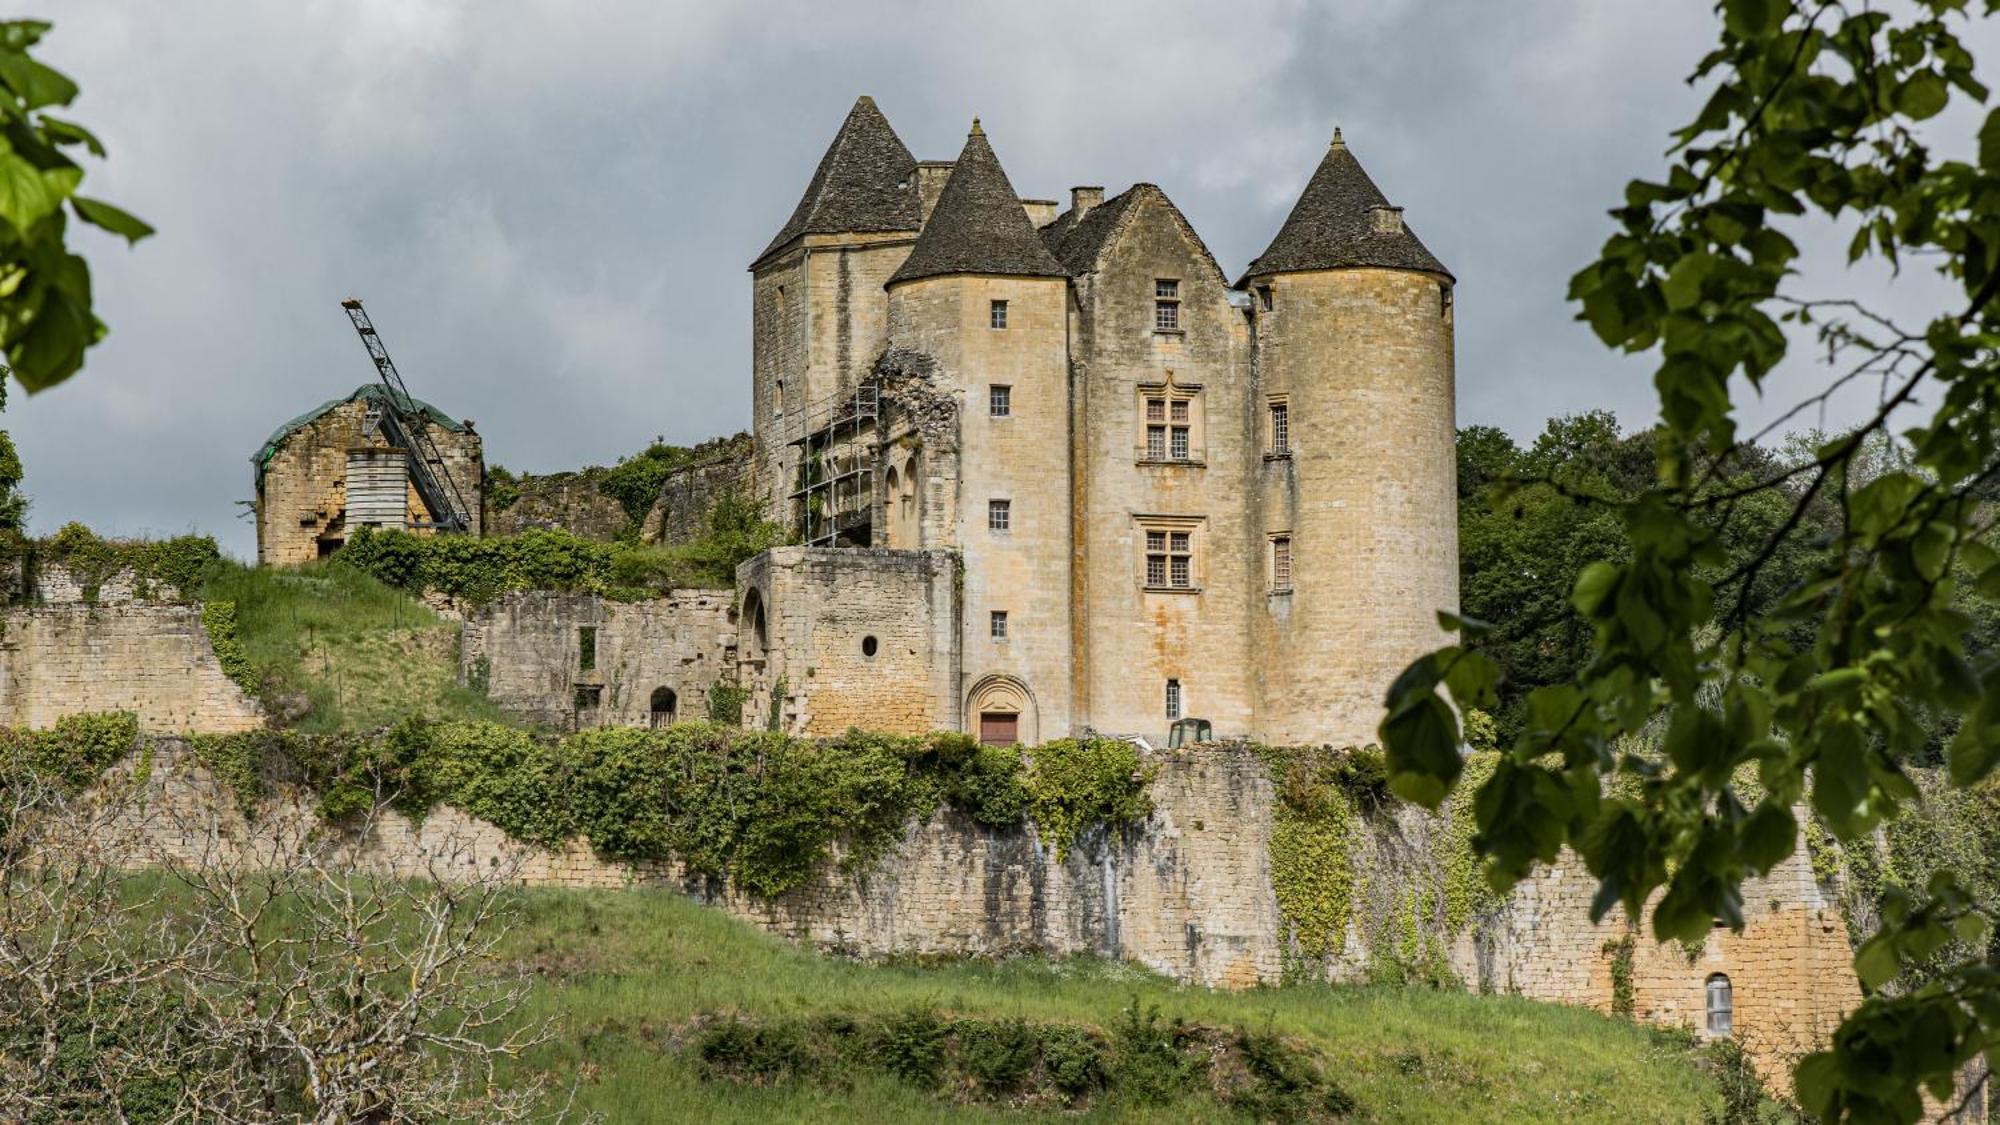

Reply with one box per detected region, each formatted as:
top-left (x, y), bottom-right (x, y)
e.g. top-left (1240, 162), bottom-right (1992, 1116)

top-left (751, 95), bottom-right (921, 271)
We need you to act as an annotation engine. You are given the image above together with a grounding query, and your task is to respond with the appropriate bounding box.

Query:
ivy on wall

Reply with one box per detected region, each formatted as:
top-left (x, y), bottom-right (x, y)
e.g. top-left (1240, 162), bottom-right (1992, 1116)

top-left (0, 711), bottom-right (139, 797)
top-left (131, 721), bottom-right (1155, 901)
top-left (21, 524), bottom-right (221, 604)
top-left (1257, 745), bottom-right (1385, 965)
top-left (200, 601), bottom-right (255, 695)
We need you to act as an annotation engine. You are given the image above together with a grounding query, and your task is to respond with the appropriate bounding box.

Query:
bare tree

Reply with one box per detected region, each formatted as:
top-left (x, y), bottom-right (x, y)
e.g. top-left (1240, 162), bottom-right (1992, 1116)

top-left (0, 755), bottom-right (586, 1124)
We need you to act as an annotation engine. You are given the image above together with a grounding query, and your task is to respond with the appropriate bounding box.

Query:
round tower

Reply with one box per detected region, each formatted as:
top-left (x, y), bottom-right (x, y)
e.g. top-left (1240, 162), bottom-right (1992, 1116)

top-left (885, 119), bottom-right (1074, 744)
top-left (1243, 129), bottom-right (1457, 747)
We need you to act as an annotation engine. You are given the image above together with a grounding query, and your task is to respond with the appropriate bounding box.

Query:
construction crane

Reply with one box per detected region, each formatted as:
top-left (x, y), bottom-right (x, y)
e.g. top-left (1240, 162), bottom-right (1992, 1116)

top-left (338, 298), bottom-right (473, 534)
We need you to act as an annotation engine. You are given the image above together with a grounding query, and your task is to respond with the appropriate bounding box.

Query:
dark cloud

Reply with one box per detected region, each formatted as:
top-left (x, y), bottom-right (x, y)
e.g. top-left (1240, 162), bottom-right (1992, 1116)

top-left (8, 2), bottom-right (1995, 557)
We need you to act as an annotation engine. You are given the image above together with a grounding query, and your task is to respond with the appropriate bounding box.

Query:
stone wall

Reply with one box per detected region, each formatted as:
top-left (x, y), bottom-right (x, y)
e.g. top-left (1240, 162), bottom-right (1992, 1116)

top-left (639, 433), bottom-right (757, 546)
top-left (459, 589), bottom-right (737, 730)
top-left (487, 470), bottom-right (630, 540)
top-left (738, 546), bottom-right (959, 736)
top-left (29, 561), bottom-right (141, 605)
top-left (0, 606), bottom-right (264, 732)
top-left (87, 737), bottom-right (1856, 1084)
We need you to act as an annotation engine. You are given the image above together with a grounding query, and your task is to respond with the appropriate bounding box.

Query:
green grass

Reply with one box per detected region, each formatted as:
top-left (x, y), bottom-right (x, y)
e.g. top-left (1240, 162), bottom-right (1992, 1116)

top-left (198, 560), bottom-right (511, 733)
top-left (503, 887), bottom-right (1738, 1123)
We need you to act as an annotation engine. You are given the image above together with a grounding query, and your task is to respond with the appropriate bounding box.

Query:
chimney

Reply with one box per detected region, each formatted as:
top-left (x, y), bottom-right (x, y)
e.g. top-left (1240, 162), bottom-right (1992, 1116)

top-left (916, 160), bottom-right (954, 223)
top-left (1071, 185), bottom-right (1104, 220)
top-left (1370, 205), bottom-right (1405, 235)
top-left (1020, 199), bottom-right (1059, 227)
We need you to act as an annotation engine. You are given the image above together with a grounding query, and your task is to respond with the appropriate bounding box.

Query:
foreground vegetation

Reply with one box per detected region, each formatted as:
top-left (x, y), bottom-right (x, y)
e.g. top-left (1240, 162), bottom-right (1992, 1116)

top-left (504, 886), bottom-right (1756, 1123)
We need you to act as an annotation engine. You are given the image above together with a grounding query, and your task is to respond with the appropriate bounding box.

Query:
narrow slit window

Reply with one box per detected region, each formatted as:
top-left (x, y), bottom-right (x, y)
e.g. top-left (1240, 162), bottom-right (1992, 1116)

top-left (988, 499), bottom-right (1011, 532)
top-left (1271, 536), bottom-right (1293, 591)
top-left (1166, 678), bottom-right (1182, 720)
top-left (990, 299), bottom-right (1009, 329)
top-left (1270, 402), bottom-right (1290, 455)
top-left (578, 627), bottom-right (597, 672)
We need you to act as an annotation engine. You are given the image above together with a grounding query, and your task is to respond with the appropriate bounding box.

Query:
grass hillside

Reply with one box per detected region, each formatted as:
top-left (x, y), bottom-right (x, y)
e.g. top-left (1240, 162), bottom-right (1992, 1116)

top-left (504, 888), bottom-right (1754, 1123)
top-left (198, 560), bottom-right (508, 732)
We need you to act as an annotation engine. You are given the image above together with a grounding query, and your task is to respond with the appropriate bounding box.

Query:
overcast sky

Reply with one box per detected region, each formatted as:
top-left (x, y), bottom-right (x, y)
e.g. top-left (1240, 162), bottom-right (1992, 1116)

top-left (9, 1), bottom-right (1997, 558)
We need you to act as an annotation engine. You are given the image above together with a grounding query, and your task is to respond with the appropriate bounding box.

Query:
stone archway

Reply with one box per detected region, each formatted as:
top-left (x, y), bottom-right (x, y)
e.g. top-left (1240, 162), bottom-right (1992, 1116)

top-left (966, 674), bottom-right (1037, 746)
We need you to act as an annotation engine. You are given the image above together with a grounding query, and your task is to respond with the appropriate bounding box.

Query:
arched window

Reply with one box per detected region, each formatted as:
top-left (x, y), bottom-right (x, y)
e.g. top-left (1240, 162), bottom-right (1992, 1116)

top-left (1705, 973), bottom-right (1733, 1037)
top-left (743, 589), bottom-right (768, 654)
top-left (649, 687), bottom-right (677, 729)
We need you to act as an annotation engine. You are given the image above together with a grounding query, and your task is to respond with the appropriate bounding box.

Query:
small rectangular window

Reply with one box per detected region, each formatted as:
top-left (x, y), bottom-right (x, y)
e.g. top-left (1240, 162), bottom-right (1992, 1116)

top-left (1270, 403), bottom-right (1290, 455)
top-left (1169, 427), bottom-right (1189, 460)
top-left (1147, 426), bottom-right (1167, 460)
top-left (989, 385), bottom-right (1011, 417)
top-left (1154, 279), bottom-right (1180, 331)
top-left (1147, 554), bottom-right (1166, 586)
top-left (1169, 400), bottom-right (1189, 423)
top-left (1257, 285), bottom-right (1273, 312)
top-left (988, 499), bottom-right (1011, 532)
top-left (990, 300), bottom-right (1009, 329)
top-left (990, 611), bottom-right (1008, 639)
top-left (578, 626), bottom-right (597, 672)
top-left (574, 684), bottom-right (603, 710)
top-left (1146, 398), bottom-right (1166, 422)
top-left (1166, 678), bottom-right (1182, 720)
top-left (1272, 536), bottom-right (1292, 591)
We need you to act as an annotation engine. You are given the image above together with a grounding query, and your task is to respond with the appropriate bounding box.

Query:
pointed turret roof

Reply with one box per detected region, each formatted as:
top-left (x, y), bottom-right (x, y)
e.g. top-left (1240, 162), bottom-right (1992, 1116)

top-left (752, 95), bottom-right (921, 270)
top-left (1240, 128), bottom-right (1451, 283)
top-left (888, 120), bottom-right (1067, 286)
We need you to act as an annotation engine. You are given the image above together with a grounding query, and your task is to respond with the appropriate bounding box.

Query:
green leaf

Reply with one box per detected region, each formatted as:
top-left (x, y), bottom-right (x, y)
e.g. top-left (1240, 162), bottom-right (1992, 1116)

top-left (39, 115), bottom-right (103, 157)
top-left (1982, 107), bottom-right (2000, 171)
top-left (1382, 694), bottom-right (1462, 809)
top-left (0, 50), bottom-right (76, 109)
top-left (1722, 0), bottom-right (1784, 37)
top-left (1661, 253), bottom-right (1713, 311)
top-left (0, 150), bottom-right (56, 233)
top-left (1895, 71), bottom-right (1950, 121)
top-left (1854, 936), bottom-right (1900, 991)
top-left (1738, 802), bottom-right (1796, 872)
top-left (71, 196), bottom-right (151, 243)
top-left (1572, 561), bottom-right (1621, 617)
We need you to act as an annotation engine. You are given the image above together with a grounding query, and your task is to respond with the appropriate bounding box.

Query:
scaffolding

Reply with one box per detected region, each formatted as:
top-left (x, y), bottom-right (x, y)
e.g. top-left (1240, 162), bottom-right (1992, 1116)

top-left (785, 379), bottom-right (881, 547)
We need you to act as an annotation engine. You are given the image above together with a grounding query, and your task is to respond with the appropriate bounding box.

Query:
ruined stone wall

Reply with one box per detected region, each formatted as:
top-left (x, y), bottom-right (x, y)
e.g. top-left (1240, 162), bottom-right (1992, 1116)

top-left (1247, 268), bottom-right (1457, 746)
top-left (737, 546), bottom-right (958, 736)
top-left (30, 561), bottom-right (141, 605)
top-left (459, 589), bottom-right (737, 730)
top-left (256, 398), bottom-right (483, 567)
top-left (487, 471), bottom-right (629, 540)
top-left (0, 607), bottom-right (264, 732)
top-left (87, 738), bottom-right (1857, 1083)
top-left (1067, 190), bottom-right (1256, 742)
top-left (639, 433), bottom-right (758, 546)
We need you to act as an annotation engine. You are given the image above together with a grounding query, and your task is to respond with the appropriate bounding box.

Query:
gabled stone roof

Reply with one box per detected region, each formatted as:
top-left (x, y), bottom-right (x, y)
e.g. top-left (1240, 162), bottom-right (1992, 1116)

top-left (1041, 184), bottom-right (1228, 285)
top-left (887, 121), bottom-right (1067, 287)
top-left (1241, 130), bottom-right (1452, 283)
top-left (751, 95), bottom-right (921, 271)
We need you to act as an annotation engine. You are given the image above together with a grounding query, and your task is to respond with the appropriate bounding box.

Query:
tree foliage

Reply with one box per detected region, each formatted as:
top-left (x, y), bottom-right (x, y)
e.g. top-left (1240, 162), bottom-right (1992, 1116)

top-left (1381, 1), bottom-right (2000, 1117)
top-left (0, 20), bottom-right (150, 396)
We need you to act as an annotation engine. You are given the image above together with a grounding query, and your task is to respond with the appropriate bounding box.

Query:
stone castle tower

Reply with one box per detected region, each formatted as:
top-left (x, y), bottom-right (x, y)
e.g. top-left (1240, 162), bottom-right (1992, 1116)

top-left (742, 97), bottom-right (1456, 748)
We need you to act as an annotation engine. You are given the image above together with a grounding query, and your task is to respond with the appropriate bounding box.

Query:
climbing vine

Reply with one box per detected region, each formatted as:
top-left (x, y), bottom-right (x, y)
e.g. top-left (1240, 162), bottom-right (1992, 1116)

top-left (1440, 751), bottom-right (1504, 934)
top-left (200, 601), bottom-right (255, 694)
top-left (1021, 739), bottom-right (1157, 862)
top-left (1257, 745), bottom-right (1384, 965)
top-left (0, 711), bottom-right (138, 793)
top-left (1604, 933), bottom-right (1636, 1019)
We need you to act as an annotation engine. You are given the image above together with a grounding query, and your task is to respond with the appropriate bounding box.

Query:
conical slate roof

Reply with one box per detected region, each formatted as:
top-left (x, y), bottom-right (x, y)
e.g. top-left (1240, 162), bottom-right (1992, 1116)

top-left (751, 96), bottom-right (921, 270)
top-left (1241, 129), bottom-right (1451, 282)
top-left (888, 121), bottom-right (1067, 286)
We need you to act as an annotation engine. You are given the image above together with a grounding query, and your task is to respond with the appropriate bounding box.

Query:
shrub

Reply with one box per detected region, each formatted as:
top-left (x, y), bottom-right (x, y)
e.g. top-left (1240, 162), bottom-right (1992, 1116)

top-left (877, 1007), bottom-right (948, 1085)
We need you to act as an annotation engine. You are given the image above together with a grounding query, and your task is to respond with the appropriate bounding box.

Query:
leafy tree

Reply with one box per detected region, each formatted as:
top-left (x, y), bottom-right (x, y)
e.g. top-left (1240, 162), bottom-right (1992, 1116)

top-left (0, 20), bottom-right (150, 395)
top-left (0, 381), bottom-right (23, 530)
top-left (1381, 1), bottom-right (2000, 1117)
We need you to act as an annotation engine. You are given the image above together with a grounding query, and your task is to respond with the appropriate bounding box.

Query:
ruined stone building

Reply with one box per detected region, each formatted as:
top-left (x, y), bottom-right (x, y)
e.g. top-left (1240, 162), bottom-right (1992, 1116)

top-left (252, 385), bottom-right (484, 566)
top-left (737, 97), bottom-right (1456, 748)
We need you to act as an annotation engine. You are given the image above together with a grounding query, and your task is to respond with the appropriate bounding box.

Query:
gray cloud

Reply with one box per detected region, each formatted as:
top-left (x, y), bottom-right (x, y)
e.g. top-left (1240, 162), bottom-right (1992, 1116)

top-left (9, 1), bottom-right (1996, 557)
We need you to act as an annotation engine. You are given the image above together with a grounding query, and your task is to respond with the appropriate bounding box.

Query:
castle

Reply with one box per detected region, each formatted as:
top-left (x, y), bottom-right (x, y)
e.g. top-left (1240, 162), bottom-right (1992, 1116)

top-left (732, 97), bottom-right (1458, 748)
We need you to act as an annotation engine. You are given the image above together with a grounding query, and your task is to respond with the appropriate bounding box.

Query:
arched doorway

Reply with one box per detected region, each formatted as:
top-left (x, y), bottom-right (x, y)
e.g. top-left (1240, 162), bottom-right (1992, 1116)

top-left (649, 687), bottom-right (678, 729)
top-left (966, 674), bottom-right (1037, 746)
top-left (742, 588), bottom-right (768, 655)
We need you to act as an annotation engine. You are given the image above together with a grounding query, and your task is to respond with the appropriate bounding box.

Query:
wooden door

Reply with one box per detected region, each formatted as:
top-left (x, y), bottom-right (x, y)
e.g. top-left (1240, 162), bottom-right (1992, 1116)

top-left (979, 711), bottom-right (1018, 747)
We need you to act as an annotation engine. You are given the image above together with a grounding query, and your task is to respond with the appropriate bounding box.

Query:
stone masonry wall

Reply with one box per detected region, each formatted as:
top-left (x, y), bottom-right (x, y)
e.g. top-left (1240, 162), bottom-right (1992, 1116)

top-left (487, 471), bottom-right (630, 541)
top-left (459, 589), bottom-right (737, 730)
top-left (640, 433), bottom-right (757, 546)
top-left (738, 546), bottom-right (959, 736)
top-left (88, 737), bottom-right (1856, 1083)
top-left (0, 607), bottom-right (264, 732)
